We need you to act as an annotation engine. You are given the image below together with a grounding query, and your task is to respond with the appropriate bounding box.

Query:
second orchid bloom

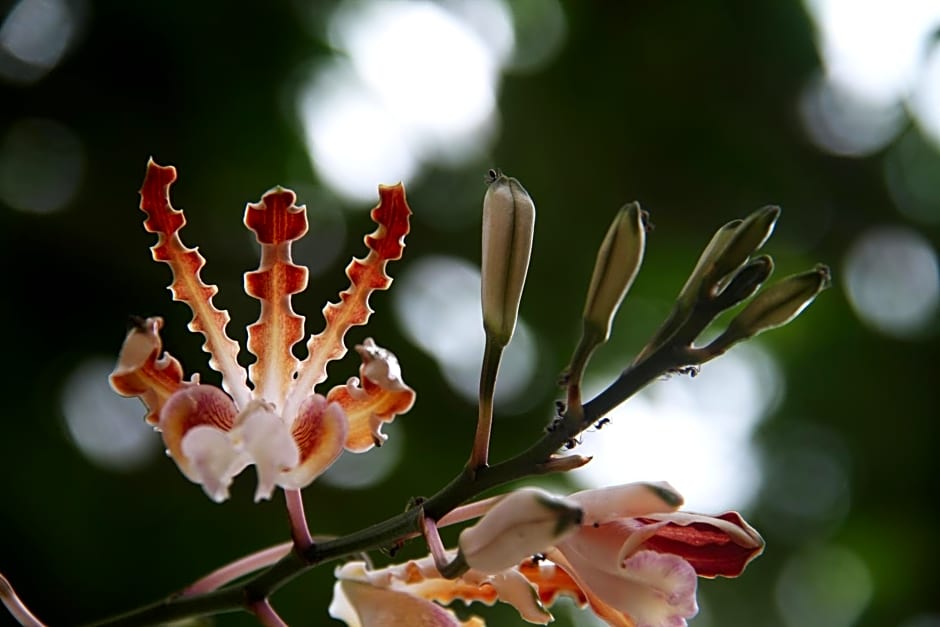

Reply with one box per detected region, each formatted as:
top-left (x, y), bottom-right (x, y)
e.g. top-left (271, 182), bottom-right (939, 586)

top-left (110, 160), bottom-right (415, 502)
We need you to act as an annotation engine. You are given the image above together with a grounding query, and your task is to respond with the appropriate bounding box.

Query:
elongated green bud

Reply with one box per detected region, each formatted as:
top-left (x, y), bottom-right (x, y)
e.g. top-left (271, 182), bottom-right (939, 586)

top-left (712, 264), bottom-right (831, 349)
top-left (675, 218), bottom-right (742, 310)
top-left (707, 206), bottom-right (780, 289)
top-left (481, 170), bottom-right (535, 347)
top-left (712, 255), bottom-right (774, 312)
top-left (458, 488), bottom-right (582, 574)
top-left (582, 202), bottom-right (647, 341)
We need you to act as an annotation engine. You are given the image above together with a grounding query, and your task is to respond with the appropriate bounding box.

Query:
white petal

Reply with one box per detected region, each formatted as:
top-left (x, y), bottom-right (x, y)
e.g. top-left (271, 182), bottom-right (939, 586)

top-left (180, 425), bottom-right (250, 503)
top-left (238, 409), bottom-right (300, 502)
top-left (569, 481), bottom-right (683, 525)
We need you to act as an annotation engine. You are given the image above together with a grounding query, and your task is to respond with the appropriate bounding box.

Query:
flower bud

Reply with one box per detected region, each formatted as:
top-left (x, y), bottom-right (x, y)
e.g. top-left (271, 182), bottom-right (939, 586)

top-left (711, 255), bottom-right (774, 312)
top-left (481, 171), bottom-right (535, 347)
top-left (582, 202), bottom-right (647, 341)
top-left (675, 218), bottom-right (742, 310)
top-left (715, 264), bottom-right (831, 348)
top-left (458, 488), bottom-right (582, 574)
top-left (707, 206), bottom-right (779, 288)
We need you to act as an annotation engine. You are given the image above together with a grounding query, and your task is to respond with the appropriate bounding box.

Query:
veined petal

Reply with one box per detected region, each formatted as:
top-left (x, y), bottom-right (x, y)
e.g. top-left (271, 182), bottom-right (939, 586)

top-left (236, 407), bottom-right (300, 502)
top-left (139, 160), bottom-right (250, 408)
top-left (160, 384), bottom-right (242, 501)
top-left (109, 316), bottom-right (185, 425)
top-left (244, 187), bottom-right (309, 408)
top-left (278, 395), bottom-right (347, 490)
top-left (569, 482), bottom-right (684, 526)
top-left (326, 339), bottom-right (415, 452)
top-left (637, 511), bottom-right (765, 578)
top-left (287, 183), bottom-right (411, 417)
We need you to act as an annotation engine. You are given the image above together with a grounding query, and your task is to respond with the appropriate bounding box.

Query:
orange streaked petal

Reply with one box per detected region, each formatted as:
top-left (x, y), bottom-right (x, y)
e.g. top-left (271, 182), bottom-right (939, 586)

top-left (279, 395), bottom-right (347, 489)
top-left (326, 339), bottom-right (415, 452)
top-left (287, 183), bottom-right (411, 416)
top-left (139, 159), bottom-right (250, 407)
top-left (332, 580), bottom-right (470, 627)
top-left (244, 187), bottom-right (309, 408)
top-left (109, 316), bottom-right (185, 425)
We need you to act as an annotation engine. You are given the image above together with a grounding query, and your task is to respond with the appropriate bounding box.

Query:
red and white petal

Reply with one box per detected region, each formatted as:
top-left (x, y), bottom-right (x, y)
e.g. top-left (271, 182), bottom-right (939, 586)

top-left (636, 511), bottom-right (765, 578)
top-left (237, 408), bottom-right (300, 502)
top-left (569, 482), bottom-right (683, 526)
top-left (159, 384), bottom-right (241, 500)
top-left (278, 395), bottom-right (347, 490)
top-left (180, 425), bottom-right (250, 503)
top-left (326, 339), bottom-right (415, 452)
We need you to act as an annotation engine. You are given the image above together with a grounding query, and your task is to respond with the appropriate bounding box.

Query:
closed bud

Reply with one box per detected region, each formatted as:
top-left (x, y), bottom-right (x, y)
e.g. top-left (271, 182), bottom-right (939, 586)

top-left (458, 488), bottom-right (582, 574)
top-left (712, 255), bottom-right (774, 312)
top-left (582, 202), bottom-right (647, 341)
top-left (708, 206), bottom-right (780, 288)
top-left (675, 219), bottom-right (742, 310)
top-left (481, 170), bottom-right (535, 347)
top-left (715, 264), bottom-right (831, 348)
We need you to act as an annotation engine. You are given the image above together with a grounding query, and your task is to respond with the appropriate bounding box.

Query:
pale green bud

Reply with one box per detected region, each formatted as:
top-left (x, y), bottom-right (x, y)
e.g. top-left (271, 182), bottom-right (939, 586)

top-left (708, 205), bottom-right (780, 289)
top-left (716, 264), bottom-right (831, 348)
top-left (458, 488), bottom-right (582, 574)
top-left (712, 255), bottom-right (774, 312)
top-left (675, 218), bottom-right (742, 310)
top-left (582, 202), bottom-right (647, 341)
top-left (481, 170), bottom-right (535, 347)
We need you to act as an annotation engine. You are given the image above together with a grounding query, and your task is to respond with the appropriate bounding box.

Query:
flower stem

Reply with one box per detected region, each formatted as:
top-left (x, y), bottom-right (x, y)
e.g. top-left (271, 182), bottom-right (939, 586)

top-left (249, 600), bottom-right (288, 627)
top-left (183, 542), bottom-right (292, 595)
top-left (284, 489), bottom-right (313, 551)
top-left (468, 337), bottom-right (503, 471)
top-left (0, 572), bottom-right (46, 627)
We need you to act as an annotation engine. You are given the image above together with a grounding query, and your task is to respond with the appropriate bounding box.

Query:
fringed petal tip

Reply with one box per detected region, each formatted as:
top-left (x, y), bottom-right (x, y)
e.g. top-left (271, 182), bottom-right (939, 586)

top-left (328, 339), bottom-right (415, 453)
top-left (110, 316), bottom-right (185, 425)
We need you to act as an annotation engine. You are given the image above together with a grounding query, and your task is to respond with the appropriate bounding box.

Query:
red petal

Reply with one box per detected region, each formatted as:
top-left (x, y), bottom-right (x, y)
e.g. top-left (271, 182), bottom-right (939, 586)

top-left (139, 159), bottom-right (249, 407)
top-left (287, 184), bottom-right (411, 415)
top-left (639, 512), bottom-right (764, 578)
top-left (243, 187), bottom-right (309, 407)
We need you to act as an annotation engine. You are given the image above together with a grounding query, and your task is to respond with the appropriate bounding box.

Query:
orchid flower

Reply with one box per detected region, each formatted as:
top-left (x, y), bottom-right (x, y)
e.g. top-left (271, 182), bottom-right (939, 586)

top-left (110, 160), bottom-right (415, 502)
top-left (330, 482), bottom-right (763, 627)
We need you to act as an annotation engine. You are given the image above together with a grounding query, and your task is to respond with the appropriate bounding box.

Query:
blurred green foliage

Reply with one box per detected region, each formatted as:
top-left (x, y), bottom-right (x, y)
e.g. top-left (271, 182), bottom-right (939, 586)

top-left (1, 1), bottom-right (937, 626)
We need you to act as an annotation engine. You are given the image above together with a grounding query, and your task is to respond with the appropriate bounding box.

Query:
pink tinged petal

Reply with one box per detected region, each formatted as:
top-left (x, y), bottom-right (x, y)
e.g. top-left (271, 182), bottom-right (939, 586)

top-left (139, 159), bottom-right (250, 408)
top-left (332, 580), bottom-right (467, 627)
top-left (236, 408), bottom-right (299, 502)
top-left (287, 183), bottom-right (412, 418)
top-left (159, 384), bottom-right (242, 501)
top-left (109, 316), bottom-right (185, 425)
top-left (616, 551), bottom-right (698, 627)
top-left (569, 482), bottom-right (684, 526)
top-left (459, 488), bottom-right (583, 574)
top-left (638, 511), bottom-right (765, 578)
top-left (244, 187), bottom-right (309, 408)
top-left (482, 569), bottom-right (554, 624)
top-left (278, 395), bottom-right (347, 489)
top-left (326, 339), bottom-right (415, 452)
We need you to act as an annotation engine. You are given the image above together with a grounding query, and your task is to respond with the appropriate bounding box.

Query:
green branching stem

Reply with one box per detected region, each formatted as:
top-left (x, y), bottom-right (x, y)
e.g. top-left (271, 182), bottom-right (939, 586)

top-left (85, 341), bottom-right (687, 627)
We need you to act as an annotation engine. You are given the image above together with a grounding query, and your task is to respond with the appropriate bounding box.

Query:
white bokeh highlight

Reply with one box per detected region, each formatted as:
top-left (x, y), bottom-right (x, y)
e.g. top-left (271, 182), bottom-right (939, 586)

top-left (844, 226), bottom-right (939, 337)
top-left (572, 343), bottom-right (782, 513)
top-left (392, 255), bottom-right (538, 408)
top-left (61, 357), bottom-right (159, 472)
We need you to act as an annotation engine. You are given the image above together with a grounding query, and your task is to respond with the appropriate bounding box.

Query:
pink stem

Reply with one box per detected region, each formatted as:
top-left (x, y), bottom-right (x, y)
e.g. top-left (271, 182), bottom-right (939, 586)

top-left (183, 542), bottom-right (292, 595)
top-left (0, 573), bottom-right (46, 627)
top-left (419, 513), bottom-right (451, 574)
top-left (285, 488), bottom-right (313, 551)
top-left (250, 599), bottom-right (288, 627)
top-left (436, 494), bottom-right (503, 528)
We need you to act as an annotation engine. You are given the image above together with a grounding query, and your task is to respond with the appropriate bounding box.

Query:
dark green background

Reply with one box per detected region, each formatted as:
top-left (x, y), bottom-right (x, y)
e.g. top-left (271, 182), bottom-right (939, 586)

top-left (1, 1), bottom-right (937, 626)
